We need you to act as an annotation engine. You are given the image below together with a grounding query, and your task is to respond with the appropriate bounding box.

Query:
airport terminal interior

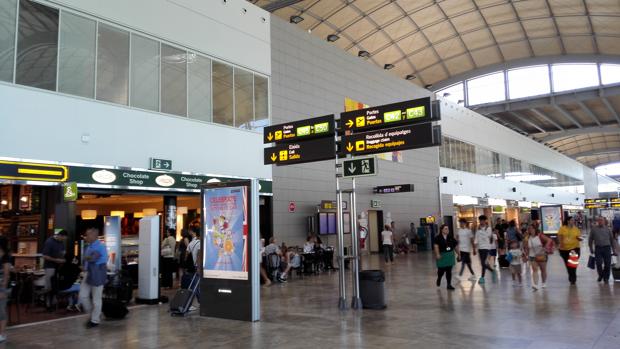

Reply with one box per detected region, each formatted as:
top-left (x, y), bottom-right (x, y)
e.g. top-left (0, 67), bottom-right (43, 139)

top-left (1, 0), bottom-right (620, 348)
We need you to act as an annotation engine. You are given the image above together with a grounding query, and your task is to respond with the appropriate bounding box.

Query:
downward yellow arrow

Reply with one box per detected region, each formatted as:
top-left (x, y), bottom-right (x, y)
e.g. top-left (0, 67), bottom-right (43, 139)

top-left (270, 153), bottom-right (277, 161)
top-left (267, 133), bottom-right (273, 141)
top-left (346, 142), bottom-right (354, 152)
top-left (346, 119), bottom-right (354, 128)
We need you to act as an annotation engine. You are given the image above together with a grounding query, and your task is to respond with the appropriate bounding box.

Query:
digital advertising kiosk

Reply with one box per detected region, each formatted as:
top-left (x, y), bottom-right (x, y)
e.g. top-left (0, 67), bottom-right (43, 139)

top-left (200, 179), bottom-right (260, 321)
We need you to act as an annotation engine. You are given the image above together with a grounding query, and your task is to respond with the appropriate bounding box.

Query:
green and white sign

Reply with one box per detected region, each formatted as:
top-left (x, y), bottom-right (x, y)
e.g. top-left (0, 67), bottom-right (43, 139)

top-left (343, 156), bottom-right (378, 178)
top-left (63, 182), bottom-right (78, 201)
top-left (149, 158), bottom-right (172, 171)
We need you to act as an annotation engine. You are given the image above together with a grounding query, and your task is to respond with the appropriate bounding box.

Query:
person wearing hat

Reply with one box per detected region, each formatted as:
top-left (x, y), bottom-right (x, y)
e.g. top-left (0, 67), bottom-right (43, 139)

top-left (42, 229), bottom-right (68, 309)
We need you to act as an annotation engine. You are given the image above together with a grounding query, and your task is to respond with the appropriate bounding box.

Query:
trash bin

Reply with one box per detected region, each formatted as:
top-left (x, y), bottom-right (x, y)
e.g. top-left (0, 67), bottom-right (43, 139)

top-left (359, 270), bottom-right (386, 309)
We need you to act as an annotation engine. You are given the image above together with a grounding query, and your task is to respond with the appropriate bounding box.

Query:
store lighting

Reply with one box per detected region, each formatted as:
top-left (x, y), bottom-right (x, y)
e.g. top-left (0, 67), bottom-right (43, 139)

top-left (81, 210), bottom-right (97, 220)
top-left (0, 200), bottom-right (7, 206)
top-left (133, 212), bottom-right (144, 218)
top-left (405, 74), bottom-right (416, 80)
top-left (289, 15), bottom-right (304, 24)
top-left (143, 208), bottom-right (158, 216)
top-left (110, 210), bottom-right (125, 217)
top-left (178, 206), bottom-right (188, 214)
top-left (384, 63), bottom-right (395, 70)
top-left (327, 34), bottom-right (339, 42)
top-left (20, 196), bottom-right (28, 202)
top-left (358, 50), bottom-right (370, 58)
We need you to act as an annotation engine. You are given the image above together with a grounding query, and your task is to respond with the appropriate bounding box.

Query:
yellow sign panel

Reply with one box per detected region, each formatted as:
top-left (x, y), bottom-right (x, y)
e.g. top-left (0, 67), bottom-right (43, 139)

top-left (0, 160), bottom-right (68, 182)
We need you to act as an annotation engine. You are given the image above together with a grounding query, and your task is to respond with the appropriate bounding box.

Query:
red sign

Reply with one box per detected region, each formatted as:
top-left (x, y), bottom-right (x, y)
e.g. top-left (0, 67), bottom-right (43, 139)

top-left (288, 202), bottom-right (296, 213)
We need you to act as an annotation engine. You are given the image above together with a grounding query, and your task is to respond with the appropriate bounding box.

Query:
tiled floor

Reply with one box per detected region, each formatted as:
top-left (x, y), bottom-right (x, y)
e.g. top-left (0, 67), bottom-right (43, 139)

top-left (5, 250), bottom-right (620, 349)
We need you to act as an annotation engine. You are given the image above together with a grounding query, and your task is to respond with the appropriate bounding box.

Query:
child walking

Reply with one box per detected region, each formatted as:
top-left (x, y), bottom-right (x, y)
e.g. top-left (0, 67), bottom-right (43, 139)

top-left (508, 241), bottom-right (523, 287)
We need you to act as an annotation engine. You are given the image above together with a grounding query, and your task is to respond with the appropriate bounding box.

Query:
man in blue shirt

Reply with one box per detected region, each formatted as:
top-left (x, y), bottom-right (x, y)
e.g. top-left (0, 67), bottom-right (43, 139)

top-left (79, 228), bottom-right (108, 328)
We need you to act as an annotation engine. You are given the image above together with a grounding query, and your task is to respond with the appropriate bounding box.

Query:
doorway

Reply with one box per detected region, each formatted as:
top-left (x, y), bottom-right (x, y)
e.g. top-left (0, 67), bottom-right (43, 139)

top-left (259, 196), bottom-right (273, 241)
top-left (367, 210), bottom-right (384, 253)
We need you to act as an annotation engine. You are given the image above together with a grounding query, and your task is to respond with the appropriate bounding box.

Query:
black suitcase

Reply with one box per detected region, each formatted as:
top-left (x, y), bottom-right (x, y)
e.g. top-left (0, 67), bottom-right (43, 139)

top-left (102, 299), bottom-right (129, 319)
top-left (613, 267), bottom-right (620, 281)
top-left (498, 255), bottom-right (510, 268)
top-left (170, 273), bottom-right (199, 316)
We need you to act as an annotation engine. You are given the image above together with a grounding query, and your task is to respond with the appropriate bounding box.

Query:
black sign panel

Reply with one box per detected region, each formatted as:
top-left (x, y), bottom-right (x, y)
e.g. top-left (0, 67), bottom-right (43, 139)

top-left (0, 160), bottom-right (68, 182)
top-left (343, 156), bottom-right (377, 178)
top-left (263, 115), bottom-right (334, 144)
top-left (373, 184), bottom-right (414, 194)
top-left (264, 137), bottom-right (335, 166)
top-left (340, 97), bottom-right (434, 132)
top-left (584, 198), bottom-right (610, 209)
top-left (341, 123), bottom-right (434, 156)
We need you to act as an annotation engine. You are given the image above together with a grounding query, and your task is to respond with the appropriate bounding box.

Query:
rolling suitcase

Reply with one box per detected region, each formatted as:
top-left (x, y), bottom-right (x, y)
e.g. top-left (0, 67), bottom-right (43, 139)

top-left (498, 254), bottom-right (510, 268)
top-left (103, 299), bottom-right (129, 319)
top-left (170, 273), bottom-right (199, 316)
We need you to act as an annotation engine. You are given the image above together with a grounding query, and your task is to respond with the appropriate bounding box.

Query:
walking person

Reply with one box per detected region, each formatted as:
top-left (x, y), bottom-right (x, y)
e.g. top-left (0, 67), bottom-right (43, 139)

top-left (523, 225), bottom-right (553, 291)
top-left (434, 224), bottom-right (458, 290)
top-left (79, 228), bottom-right (108, 328)
top-left (474, 215), bottom-right (497, 284)
top-left (381, 225), bottom-right (394, 264)
top-left (42, 229), bottom-right (68, 310)
top-left (588, 216), bottom-right (617, 284)
top-left (557, 216), bottom-right (582, 285)
top-left (161, 228), bottom-right (176, 289)
top-left (456, 219), bottom-right (476, 281)
top-left (506, 220), bottom-right (522, 247)
top-left (507, 241), bottom-right (523, 287)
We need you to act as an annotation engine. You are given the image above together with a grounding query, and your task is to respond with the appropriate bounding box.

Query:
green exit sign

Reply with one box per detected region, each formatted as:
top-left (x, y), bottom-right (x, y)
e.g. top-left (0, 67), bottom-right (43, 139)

top-left (150, 158), bottom-right (172, 171)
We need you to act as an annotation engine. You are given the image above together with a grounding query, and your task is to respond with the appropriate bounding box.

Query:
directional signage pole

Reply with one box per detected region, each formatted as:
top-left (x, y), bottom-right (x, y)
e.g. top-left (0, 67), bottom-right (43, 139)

top-left (335, 122), bottom-right (347, 310)
top-left (350, 177), bottom-right (361, 309)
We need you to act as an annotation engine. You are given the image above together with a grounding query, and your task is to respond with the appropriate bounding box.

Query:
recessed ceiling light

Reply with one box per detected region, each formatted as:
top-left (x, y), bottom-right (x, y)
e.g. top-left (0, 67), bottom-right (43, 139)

top-left (425, 84), bottom-right (433, 89)
top-left (290, 15), bottom-right (304, 24)
top-left (358, 50), bottom-right (370, 58)
top-left (327, 34), bottom-right (340, 42)
top-left (405, 74), bottom-right (416, 80)
top-left (443, 92), bottom-right (451, 97)
top-left (384, 63), bottom-right (395, 70)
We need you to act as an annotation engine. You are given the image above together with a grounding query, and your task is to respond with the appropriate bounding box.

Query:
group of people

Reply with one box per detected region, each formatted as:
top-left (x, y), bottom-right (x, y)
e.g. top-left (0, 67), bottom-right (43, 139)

top-left (433, 214), bottom-right (619, 291)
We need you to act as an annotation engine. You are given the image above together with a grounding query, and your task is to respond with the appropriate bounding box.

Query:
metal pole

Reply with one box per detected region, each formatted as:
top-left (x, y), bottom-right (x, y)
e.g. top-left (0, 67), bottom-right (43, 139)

top-left (335, 124), bottom-right (347, 310)
top-left (350, 178), bottom-right (362, 309)
top-left (437, 176), bottom-right (444, 225)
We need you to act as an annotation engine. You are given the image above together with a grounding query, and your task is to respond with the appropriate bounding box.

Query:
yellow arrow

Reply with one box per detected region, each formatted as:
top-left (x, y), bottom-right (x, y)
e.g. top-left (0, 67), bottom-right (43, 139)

top-left (267, 132), bottom-right (273, 141)
top-left (346, 142), bottom-right (354, 152)
top-left (270, 153), bottom-right (277, 162)
top-left (346, 119), bottom-right (354, 128)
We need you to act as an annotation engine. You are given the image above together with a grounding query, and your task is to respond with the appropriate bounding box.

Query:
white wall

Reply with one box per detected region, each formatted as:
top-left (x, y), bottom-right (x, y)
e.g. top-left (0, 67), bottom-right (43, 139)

top-left (440, 100), bottom-right (584, 180)
top-left (46, 0), bottom-right (271, 75)
top-left (0, 84), bottom-right (271, 180)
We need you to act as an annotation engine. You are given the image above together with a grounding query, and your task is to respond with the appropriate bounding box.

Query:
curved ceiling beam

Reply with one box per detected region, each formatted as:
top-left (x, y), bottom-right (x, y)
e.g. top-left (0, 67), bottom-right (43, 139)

top-left (572, 147), bottom-right (620, 158)
top-left (539, 125), bottom-right (620, 143)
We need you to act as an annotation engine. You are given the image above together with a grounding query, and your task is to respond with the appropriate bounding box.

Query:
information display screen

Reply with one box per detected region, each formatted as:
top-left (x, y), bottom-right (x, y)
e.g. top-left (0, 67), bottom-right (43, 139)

top-left (202, 185), bottom-right (249, 280)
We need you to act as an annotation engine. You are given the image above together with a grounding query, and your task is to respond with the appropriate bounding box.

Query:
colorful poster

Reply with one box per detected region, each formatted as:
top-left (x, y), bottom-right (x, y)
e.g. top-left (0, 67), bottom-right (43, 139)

top-left (540, 205), bottom-right (562, 235)
top-left (203, 186), bottom-right (249, 280)
top-left (104, 216), bottom-right (121, 272)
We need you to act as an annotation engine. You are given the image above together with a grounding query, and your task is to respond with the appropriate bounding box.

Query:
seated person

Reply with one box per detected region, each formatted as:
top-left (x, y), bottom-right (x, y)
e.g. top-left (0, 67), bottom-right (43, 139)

top-left (265, 237), bottom-right (292, 282)
top-left (55, 256), bottom-right (81, 311)
top-left (303, 236), bottom-right (315, 253)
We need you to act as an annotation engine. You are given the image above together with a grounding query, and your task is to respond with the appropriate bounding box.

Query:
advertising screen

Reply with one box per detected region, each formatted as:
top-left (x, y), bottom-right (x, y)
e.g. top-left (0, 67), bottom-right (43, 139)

top-left (202, 185), bottom-right (249, 280)
top-left (540, 205), bottom-right (563, 235)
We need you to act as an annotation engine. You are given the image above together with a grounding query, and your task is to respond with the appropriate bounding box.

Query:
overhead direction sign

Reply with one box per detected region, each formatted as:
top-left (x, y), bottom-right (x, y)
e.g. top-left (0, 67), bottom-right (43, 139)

top-left (149, 158), bottom-right (172, 171)
top-left (264, 137), bottom-right (335, 166)
top-left (343, 156), bottom-right (378, 178)
top-left (0, 160), bottom-right (68, 182)
top-left (263, 115), bottom-right (334, 144)
top-left (373, 184), bottom-right (414, 194)
top-left (341, 123), bottom-right (434, 156)
top-left (340, 97), bottom-right (434, 133)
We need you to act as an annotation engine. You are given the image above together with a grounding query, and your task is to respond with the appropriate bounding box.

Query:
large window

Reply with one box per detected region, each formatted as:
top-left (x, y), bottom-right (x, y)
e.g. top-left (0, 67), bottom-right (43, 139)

top-left (213, 61), bottom-right (234, 126)
top-left (96, 23), bottom-right (129, 105)
top-left (16, 0), bottom-right (58, 91)
top-left (254, 75), bottom-right (269, 129)
top-left (600, 64), bottom-right (620, 85)
top-left (552, 63), bottom-right (599, 93)
top-left (188, 53), bottom-right (212, 122)
top-left (507, 65), bottom-right (550, 99)
top-left (130, 34), bottom-right (159, 111)
top-left (467, 72), bottom-right (505, 105)
top-left (0, 0), bottom-right (17, 82)
top-left (161, 44), bottom-right (187, 117)
top-left (234, 68), bottom-right (254, 128)
top-left (58, 12), bottom-right (96, 98)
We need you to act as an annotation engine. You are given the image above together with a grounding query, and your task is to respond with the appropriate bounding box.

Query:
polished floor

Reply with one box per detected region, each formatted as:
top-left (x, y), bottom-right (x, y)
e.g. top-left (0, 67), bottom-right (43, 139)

top-left (5, 250), bottom-right (620, 349)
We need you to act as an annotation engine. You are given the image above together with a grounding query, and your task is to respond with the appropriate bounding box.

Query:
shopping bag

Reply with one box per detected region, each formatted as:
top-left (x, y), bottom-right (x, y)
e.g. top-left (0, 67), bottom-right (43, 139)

top-left (612, 255), bottom-right (618, 268)
top-left (587, 255), bottom-right (596, 270)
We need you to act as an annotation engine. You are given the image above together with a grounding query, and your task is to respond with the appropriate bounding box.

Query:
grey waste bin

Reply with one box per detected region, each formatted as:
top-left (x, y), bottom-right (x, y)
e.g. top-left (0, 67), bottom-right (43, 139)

top-left (359, 270), bottom-right (386, 309)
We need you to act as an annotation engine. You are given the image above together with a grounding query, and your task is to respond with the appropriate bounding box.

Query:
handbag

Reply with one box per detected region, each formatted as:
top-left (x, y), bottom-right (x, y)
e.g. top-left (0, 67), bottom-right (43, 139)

top-left (587, 255), bottom-right (596, 270)
top-left (534, 254), bottom-right (547, 263)
top-left (506, 252), bottom-right (513, 263)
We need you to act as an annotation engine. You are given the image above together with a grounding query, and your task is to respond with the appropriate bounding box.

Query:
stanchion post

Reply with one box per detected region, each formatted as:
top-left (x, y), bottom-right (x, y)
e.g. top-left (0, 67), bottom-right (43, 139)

top-left (335, 124), bottom-right (347, 310)
top-left (350, 178), bottom-right (362, 309)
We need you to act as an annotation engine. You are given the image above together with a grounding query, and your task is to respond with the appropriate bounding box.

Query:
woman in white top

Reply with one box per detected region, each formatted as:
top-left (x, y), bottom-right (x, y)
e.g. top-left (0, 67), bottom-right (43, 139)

top-left (381, 225), bottom-right (394, 264)
top-left (160, 228), bottom-right (177, 288)
top-left (474, 215), bottom-right (498, 284)
top-left (523, 224), bottom-right (553, 291)
top-left (456, 219), bottom-right (476, 281)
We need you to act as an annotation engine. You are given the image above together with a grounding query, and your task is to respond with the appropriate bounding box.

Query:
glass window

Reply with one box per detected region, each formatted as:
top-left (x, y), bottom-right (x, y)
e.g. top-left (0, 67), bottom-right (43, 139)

top-left (600, 64), bottom-right (620, 85)
top-left (0, 0), bottom-right (17, 82)
top-left (467, 72), bottom-right (505, 105)
top-left (234, 68), bottom-right (253, 129)
top-left (187, 53), bottom-right (212, 121)
top-left (507, 65), bottom-right (550, 99)
top-left (188, 53), bottom-right (212, 122)
top-left (96, 23), bottom-right (129, 105)
top-left (15, 0), bottom-right (58, 91)
top-left (436, 83), bottom-right (464, 104)
top-left (254, 74), bottom-right (269, 128)
top-left (160, 44), bottom-right (187, 116)
top-left (130, 34), bottom-right (159, 111)
top-left (58, 12), bottom-right (95, 98)
top-left (212, 61), bottom-right (234, 126)
top-left (551, 63), bottom-right (598, 92)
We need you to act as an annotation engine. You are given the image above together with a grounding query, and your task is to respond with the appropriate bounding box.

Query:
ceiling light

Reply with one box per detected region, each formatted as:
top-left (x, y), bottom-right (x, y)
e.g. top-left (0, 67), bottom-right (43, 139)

top-left (405, 74), bottom-right (416, 80)
top-left (327, 34), bottom-right (339, 42)
top-left (133, 212), bottom-right (144, 218)
top-left (81, 210), bottom-right (97, 220)
top-left (358, 50), bottom-right (370, 58)
top-left (110, 210), bottom-right (125, 217)
top-left (0, 200), bottom-right (7, 206)
top-left (20, 196), bottom-right (28, 202)
top-left (143, 208), bottom-right (158, 216)
top-left (178, 206), bottom-right (189, 214)
top-left (384, 64), bottom-right (395, 70)
top-left (425, 84), bottom-right (433, 89)
top-left (443, 92), bottom-right (451, 97)
top-left (290, 15), bottom-right (304, 24)
top-left (457, 99), bottom-right (464, 104)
